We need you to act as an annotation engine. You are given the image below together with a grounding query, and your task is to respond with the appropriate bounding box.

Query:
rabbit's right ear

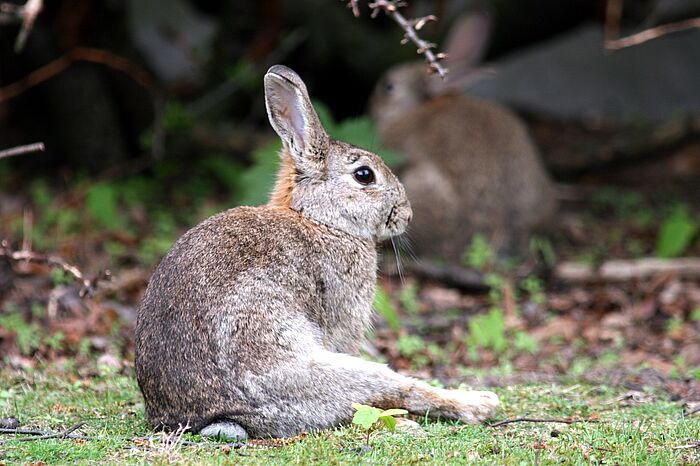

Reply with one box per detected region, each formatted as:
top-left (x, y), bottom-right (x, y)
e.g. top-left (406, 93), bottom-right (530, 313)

top-left (428, 12), bottom-right (493, 96)
top-left (445, 12), bottom-right (491, 70)
top-left (264, 65), bottom-right (329, 177)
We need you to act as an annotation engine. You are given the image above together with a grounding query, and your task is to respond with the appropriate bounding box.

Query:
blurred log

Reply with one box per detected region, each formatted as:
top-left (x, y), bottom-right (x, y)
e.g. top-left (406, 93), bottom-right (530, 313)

top-left (385, 260), bottom-right (488, 292)
top-left (556, 257), bottom-right (700, 283)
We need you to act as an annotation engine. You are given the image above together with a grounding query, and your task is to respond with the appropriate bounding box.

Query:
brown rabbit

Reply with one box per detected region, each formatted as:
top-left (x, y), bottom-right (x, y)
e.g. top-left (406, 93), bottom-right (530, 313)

top-left (369, 13), bottom-right (557, 261)
top-left (135, 65), bottom-right (499, 440)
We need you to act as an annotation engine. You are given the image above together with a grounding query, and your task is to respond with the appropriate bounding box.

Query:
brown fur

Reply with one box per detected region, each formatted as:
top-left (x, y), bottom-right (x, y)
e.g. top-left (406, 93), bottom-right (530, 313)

top-left (268, 149), bottom-right (296, 208)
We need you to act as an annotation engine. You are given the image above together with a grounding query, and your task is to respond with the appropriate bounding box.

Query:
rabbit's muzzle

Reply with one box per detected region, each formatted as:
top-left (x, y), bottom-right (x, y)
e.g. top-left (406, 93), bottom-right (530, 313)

top-left (381, 199), bottom-right (412, 239)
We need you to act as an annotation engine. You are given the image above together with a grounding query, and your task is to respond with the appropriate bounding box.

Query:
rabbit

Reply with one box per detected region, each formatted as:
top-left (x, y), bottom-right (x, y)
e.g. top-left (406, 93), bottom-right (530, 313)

top-left (135, 65), bottom-right (499, 439)
top-left (369, 12), bottom-right (558, 261)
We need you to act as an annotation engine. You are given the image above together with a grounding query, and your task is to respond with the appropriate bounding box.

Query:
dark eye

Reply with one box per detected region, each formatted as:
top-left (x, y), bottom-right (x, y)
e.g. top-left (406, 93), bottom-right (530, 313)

top-left (383, 80), bottom-right (394, 93)
top-left (353, 166), bottom-right (375, 185)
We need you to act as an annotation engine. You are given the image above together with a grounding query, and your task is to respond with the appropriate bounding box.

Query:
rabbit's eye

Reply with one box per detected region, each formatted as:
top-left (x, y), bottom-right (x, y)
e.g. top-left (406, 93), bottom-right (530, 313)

top-left (353, 166), bottom-right (375, 185)
top-left (384, 81), bottom-right (394, 93)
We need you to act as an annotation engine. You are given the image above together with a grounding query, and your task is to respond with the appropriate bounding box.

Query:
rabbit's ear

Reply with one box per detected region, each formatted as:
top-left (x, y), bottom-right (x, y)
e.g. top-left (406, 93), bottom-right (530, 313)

top-left (445, 12), bottom-right (491, 70)
top-left (429, 12), bottom-right (493, 96)
top-left (264, 65), bottom-right (329, 176)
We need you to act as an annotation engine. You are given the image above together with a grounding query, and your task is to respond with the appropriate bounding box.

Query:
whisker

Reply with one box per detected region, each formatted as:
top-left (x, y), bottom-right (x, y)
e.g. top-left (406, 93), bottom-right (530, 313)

top-left (397, 232), bottom-right (418, 263)
top-left (391, 236), bottom-right (405, 285)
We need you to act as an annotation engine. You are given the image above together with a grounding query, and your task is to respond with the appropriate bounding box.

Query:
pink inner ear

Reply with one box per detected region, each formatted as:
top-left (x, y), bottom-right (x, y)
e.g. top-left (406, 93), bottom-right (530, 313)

top-left (277, 85), bottom-right (307, 152)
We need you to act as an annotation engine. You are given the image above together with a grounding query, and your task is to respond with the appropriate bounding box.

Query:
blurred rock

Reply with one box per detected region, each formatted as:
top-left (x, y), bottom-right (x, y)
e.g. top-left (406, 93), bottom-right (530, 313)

top-left (127, 0), bottom-right (215, 84)
top-left (471, 24), bottom-right (700, 125)
top-left (469, 24), bottom-right (700, 175)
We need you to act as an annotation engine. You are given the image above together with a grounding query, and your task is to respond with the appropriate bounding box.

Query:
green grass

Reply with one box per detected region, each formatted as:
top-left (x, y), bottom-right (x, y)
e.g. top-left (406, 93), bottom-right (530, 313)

top-left (1, 365), bottom-right (699, 465)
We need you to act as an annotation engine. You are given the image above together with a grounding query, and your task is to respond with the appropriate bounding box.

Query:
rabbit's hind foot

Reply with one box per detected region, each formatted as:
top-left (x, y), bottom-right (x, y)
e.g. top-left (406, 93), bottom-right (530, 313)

top-left (200, 422), bottom-right (248, 441)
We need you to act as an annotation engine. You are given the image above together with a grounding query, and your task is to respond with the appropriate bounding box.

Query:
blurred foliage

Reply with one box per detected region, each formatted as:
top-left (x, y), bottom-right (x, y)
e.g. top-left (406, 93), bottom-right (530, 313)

top-left (656, 204), bottom-right (699, 258)
top-left (374, 285), bottom-right (400, 332)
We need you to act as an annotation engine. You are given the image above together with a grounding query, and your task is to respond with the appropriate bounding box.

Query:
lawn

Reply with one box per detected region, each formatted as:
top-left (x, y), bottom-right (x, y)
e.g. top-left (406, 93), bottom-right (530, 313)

top-left (1, 364), bottom-right (699, 465)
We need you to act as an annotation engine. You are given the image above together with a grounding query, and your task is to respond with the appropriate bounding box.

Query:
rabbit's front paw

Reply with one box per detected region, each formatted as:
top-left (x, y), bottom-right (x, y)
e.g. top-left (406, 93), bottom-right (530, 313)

top-left (444, 389), bottom-right (499, 423)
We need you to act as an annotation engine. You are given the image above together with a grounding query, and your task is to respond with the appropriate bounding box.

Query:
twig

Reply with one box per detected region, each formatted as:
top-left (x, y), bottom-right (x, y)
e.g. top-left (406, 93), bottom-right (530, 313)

top-left (605, 16), bottom-right (700, 50)
top-left (0, 0), bottom-right (43, 52)
top-left (488, 417), bottom-right (598, 428)
top-left (684, 406), bottom-right (700, 417)
top-left (346, 0), bottom-right (360, 17)
top-left (0, 239), bottom-right (110, 297)
top-left (0, 142), bottom-right (44, 160)
top-left (348, 0), bottom-right (446, 78)
top-left (603, 0), bottom-right (624, 44)
top-left (673, 441), bottom-right (700, 450)
top-left (1, 421), bottom-right (85, 443)
top-left (0, 426), bottom-right (245, 449)
top-left (0, 46), bottom-right (155, 103)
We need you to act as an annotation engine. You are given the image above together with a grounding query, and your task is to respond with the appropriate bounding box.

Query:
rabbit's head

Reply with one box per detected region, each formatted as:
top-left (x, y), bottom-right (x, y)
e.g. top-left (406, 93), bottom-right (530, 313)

top-left (264, 65), bottom-right (411, 241)
top-left (369, 12), bottom-right (492, 133)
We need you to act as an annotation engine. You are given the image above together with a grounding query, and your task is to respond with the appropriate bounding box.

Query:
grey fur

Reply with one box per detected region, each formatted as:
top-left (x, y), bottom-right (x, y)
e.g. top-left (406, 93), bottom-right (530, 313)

top-left (135, 65), bottom-right (498, 438)
top-left (369, 13), bottom-right (557, 260)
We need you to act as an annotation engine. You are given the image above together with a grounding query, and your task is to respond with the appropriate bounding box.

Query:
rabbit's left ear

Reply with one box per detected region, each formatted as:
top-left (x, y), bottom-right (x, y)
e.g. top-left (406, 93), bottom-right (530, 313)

top-left (264, 65), bottom-right (329, 177)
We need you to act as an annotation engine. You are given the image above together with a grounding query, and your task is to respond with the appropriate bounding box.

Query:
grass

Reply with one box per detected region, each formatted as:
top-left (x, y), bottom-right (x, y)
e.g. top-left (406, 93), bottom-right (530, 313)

top-left (1, 364), bottom-right (699, 465)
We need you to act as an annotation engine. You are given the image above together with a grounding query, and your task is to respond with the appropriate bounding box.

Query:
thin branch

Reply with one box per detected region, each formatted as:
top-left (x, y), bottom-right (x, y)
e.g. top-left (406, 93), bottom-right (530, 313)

top-left (346, 0), bottom-right (360, 17)
top-left (605, 16), bottom-right (700, 50)
top-left (488, 417), bottom-right (599, 428)
top-left (0, 239), bottom-right (110, 298)
top-left (0, 426), bottom-right (245, 449)
top-left (0, 0), bottom-right (43, 52)
top-left (604, 0), bottom-right (624, 44)
top-left (348, 0), bottom-right (446, 78)
top-left (673, 441), bottom-right (700, 450)
top-left (0, 142), bottom-right (44, 160)
top-left (0, 46), bottom-right (155, 103)
top-left (0, 422), bottom-right (85, 443)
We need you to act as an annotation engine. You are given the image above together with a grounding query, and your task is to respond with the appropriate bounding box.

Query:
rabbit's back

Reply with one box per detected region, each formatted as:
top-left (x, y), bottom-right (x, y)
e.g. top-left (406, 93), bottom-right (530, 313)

top-left (135, 206), bottom-right (377, 431)
top-left (380, 95), bottom-right (556, 258)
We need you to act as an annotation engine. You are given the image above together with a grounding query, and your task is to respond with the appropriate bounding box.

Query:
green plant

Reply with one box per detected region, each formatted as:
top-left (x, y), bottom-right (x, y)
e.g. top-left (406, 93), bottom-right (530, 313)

top-left (163, 101), bottom-right (194, 132)
top-left (513, 330), bottom-right (538, 354)
top-left (0, 311), bottom-right (41, 355)
top-left (690, 307), bottom-right (700, 321)
top-left (656, 205), bottom-right (699, 258)
top-left (665, 316), bottom-right (684, 335)
top-left (374, 286), bottom-right (400, 332)
top-left (86, 182), bottom-right (123, 231)
top-left (467, 307), bottom-right (506, 354)
top-left (462, 233), bottom-right (493, 270)
top-left (529, 235), bottom-right (556, 267)
top-left (398, 283), bottom-right (420, 315)
top-left (520, 276), bottom-right (546, 305)
top-left (396, 334), bottom-right (425, 357)
top-left (351, 403), bottom-right (408, 448)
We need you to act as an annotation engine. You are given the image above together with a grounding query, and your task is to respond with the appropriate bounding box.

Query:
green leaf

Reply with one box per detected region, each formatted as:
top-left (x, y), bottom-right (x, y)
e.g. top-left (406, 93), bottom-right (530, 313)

top-left (380, 415), bottom-right (397, 432)
top-left (379, 408), bottom-right (408, 417)
top-left (86, 183), bottom-right (121, 230)
top-left (374, 285), bottom-right (400, 332)
top-left (656, 205), bottom-right (699, 258)
top-left (351, 403), bottom-right (381, 430)
top-left (468, 307), bottom-right (506, 353)
top-left (691, 307), bottom-right (700, 321)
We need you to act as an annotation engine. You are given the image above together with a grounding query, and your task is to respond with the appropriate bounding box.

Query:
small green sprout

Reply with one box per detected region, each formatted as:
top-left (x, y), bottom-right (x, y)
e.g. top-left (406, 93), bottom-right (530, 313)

top-left (351, 403), bottom-right (408, 448)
